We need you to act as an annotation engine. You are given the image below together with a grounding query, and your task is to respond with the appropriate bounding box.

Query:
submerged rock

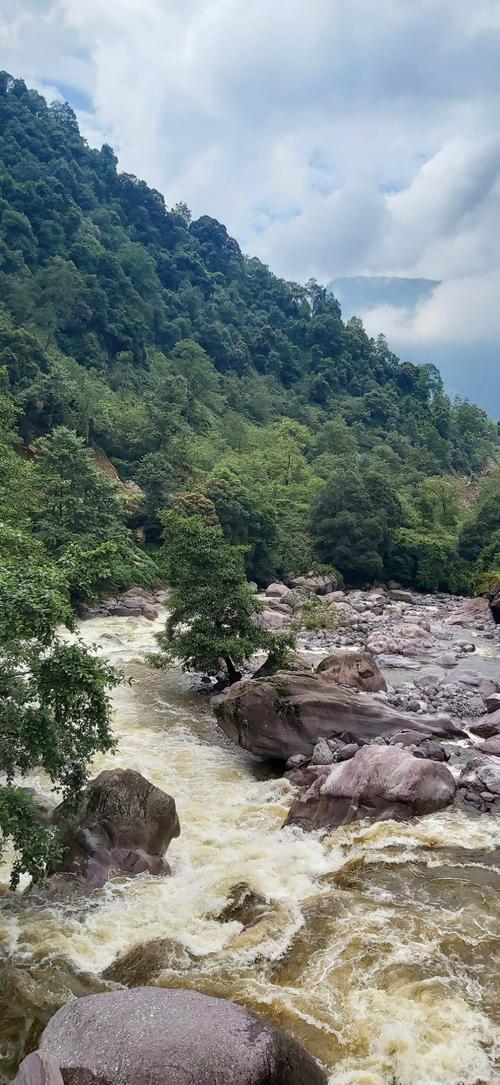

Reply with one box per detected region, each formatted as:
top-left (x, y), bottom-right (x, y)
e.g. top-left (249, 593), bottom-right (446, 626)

top-left (285, 744), bottom-right (456, 831)
top-left (39, 987), bottom-right (327, 1085)
top-left (51, 769), bottom-right (180, 888)
top-left (316, 649), bottom-right (386, 692)
top-left (103, 939), bottom-right (193, 986)
top-left (213, 673), bottom-right (465, 761)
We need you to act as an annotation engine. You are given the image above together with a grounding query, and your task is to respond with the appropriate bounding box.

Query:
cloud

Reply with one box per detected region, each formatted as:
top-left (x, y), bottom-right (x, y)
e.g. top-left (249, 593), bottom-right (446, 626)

top-left (0, 0), bottom-right (500, 406)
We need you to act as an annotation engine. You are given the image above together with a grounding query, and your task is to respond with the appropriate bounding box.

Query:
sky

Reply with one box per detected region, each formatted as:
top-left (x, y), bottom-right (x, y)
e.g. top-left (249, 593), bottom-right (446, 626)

top-left (1, 0), bottom-right (499, 412)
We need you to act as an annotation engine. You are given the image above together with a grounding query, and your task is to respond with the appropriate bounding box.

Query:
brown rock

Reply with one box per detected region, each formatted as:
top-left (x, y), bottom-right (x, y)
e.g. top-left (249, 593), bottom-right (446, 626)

top-left (103, 939), bottom-right (192, 985)
top-left (470, 710), bottom-right (500, 738)
top-left (213, 673), bottom-right (465, 761)
top-left (51, 769), bottom-right (180, 888)
top-left (316, 649), bottom-right (386, 692)
top-left (285, 744), bottom-right (456, 831)
top-left (265, 582), bottom-right (288, 597)
top-left (477, 737), bottom-right (500, 758)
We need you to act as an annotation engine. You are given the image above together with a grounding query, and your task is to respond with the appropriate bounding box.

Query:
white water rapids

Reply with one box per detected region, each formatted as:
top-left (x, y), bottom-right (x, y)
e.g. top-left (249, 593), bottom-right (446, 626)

top-left (1, 612), bottom-right (499, 1084)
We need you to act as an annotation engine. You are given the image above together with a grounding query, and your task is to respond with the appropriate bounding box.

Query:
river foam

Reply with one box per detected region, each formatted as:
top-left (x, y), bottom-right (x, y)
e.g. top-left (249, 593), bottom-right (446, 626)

top-left (1, 613), bottom-right (499, 1084)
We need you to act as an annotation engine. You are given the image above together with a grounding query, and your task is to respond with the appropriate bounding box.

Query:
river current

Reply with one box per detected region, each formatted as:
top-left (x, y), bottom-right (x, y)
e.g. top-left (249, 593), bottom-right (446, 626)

top-left (1, 613), bottom-right (499, 1084)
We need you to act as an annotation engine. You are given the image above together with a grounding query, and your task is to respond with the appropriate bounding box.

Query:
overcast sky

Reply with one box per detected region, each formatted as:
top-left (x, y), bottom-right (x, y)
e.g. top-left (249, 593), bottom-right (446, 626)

top-left (1, 0), bottom-right (500, 409)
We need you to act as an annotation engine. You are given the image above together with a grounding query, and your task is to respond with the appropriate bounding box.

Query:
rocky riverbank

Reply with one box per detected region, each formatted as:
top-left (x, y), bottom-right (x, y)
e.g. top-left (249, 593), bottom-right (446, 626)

top-left (2, 585), bottom-right (500, 1085)
top-left (216, 582), bottom-right (500, 827)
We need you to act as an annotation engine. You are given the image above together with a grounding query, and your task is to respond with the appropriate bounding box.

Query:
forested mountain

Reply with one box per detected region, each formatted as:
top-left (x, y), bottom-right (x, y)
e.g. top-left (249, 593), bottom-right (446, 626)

top-left (0, 70), bottom-right (499, 600)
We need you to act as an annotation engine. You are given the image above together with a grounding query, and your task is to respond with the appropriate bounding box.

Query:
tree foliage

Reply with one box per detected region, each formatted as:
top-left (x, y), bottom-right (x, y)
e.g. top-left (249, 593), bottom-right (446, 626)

top-left (155, 505), bottom-right (291, 681)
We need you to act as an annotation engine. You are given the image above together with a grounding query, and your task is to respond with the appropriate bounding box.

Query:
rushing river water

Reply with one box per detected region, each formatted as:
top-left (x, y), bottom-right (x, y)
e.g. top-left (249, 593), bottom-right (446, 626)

top-left (1, 614), bottom-right (500, 1085)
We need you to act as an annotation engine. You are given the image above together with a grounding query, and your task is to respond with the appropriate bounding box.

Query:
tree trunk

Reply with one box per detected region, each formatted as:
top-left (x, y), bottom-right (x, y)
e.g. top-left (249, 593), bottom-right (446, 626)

top-left (224, 654), bottom-right (242, 685)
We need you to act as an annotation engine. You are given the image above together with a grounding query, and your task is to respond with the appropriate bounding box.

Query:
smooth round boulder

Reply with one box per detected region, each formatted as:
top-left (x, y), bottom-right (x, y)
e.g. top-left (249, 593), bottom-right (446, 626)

top-left (40, 987), bottom-right (327, 1085)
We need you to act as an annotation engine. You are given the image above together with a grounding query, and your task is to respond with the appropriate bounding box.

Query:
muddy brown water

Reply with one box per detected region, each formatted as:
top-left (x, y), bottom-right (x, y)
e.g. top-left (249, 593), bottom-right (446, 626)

top-left (1, 615), bottom-right (499, 1085)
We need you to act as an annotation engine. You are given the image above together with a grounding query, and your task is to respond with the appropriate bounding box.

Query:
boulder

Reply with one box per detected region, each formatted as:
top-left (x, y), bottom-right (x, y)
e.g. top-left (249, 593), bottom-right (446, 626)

top-left (39, 988), bottom-right (327, 1085)
top-left (141, 603), bottom-right (158, 621)
top-left (447, 596), bottom-right (493, 624)
top-left (310, 738), bottom-right (335, 765)
top-left (121, 586), bottom-right (155, 602)
top-left (477, 736), bottom-right (500, 758)
top-left (470, 710), bottom-right (500, 738)
top-left (51, 769), bottom-right (180, 888)
top-left (389, 589), bottom-right (418, 604)
top-left (103, 939), bottom-right (193, 986)
top-left (458, 754), bottom-right (500, 811)
top-left (213, 673), bottom-right (465, 761)
top-left (316, 649), bottom-right (386, 692)
top-left (285, 744), bottom-right (455, 831)
top-left (290, 573), bottom-right (336, 595)
top-left (12, 1053), bottom-right (64, 1085)
top-left (265, 582), bottom-right (288, 598)
top-left (485, 693), bottom-right (500, 713)
top-left (257, 609), bottom-right (290, 631)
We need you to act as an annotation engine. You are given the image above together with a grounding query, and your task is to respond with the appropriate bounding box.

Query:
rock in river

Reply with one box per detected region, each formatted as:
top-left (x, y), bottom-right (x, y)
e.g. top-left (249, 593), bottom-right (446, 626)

top-left (39, 987), bottom-right (327, 1085)
top-left (213, 673), bottom-right (465, 761)
top-left (285, 744), bottom-right (456, 831)
top-left (316, 649), bottom-right (386, 692)
top-left (51, 768), bottom-right (180, 888)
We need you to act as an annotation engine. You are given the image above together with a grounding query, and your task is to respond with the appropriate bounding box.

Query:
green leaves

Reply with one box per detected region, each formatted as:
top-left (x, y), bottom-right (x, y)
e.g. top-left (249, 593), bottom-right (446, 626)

top-left (155, 506), bottom-right (290, 679)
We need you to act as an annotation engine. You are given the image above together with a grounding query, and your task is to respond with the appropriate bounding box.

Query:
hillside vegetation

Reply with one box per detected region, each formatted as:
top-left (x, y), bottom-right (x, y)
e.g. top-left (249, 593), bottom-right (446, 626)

top-left (0, 70), bottom-right (499, 603)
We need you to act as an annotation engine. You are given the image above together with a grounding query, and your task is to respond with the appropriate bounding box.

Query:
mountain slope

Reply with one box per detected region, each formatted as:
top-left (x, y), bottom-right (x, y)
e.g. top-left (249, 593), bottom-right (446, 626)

top-left (0, 71), bottom-right (497, 592)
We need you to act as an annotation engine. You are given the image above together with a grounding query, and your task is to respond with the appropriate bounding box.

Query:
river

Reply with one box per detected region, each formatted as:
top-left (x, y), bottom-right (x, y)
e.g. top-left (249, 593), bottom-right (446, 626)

top-left (1, 613), bottom-right (499, 1085)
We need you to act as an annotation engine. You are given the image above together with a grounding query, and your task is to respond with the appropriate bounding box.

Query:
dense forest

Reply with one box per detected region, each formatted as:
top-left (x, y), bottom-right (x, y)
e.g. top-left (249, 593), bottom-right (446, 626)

top-left (1, 69), bottom-right (500, 610)
top-left (2, 69), bottom-right (500, 879)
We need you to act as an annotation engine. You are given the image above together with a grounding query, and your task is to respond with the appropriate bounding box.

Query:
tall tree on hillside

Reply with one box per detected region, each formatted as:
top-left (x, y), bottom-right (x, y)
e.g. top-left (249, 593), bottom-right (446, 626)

top-left (154, 499), bottom-right (291, 683)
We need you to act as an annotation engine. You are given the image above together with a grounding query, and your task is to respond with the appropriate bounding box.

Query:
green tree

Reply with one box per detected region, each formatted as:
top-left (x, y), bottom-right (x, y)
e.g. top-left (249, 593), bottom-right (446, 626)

top-left (34, 426), bottom-right (125, 552)
top-left (0, 556), bottom-right (118, 886)
top-left (155, 505), bottom-right (291, 682)
top-left (311, 469), bottom-right (403, 583)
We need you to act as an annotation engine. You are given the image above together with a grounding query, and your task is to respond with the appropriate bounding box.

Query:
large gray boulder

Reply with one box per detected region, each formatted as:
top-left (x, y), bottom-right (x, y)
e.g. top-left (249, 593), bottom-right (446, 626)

top-left (285, 744), bottom-right (456, 831)
top-left (51, 769), bottom-right (180, 888)
top-left (213, 673), bottom-right (464, 761)
top-left (316, 649), bottom-right (386, 693)
top-left (39, 987), bottom-right (327, 1085)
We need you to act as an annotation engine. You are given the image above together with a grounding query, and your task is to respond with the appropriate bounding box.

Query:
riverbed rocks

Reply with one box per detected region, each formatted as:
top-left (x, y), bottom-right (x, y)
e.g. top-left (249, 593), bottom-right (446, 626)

top-left (76, 586), bottom-right (165, 622)
top-left (290, 572), bottom-right (338, 595)
top-left (213, 673), bottom-right (464, 762)
top-left (51, 769), bottom-right (180, 888)
top-left (316, 649), bottom-right (386, 692)
top-left (285, 744), bottom-right (456, 831)
top-left (39, 988), bottom-right (327, 1085)
top-left (457, 753), bottom-right (500, 813)
top-left (470, 710), bottom-right (500, 737)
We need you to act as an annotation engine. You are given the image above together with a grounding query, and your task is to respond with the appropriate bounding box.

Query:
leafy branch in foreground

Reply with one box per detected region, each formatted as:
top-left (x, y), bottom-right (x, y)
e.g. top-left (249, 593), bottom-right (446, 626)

top-left (0, 564), bottom-right (119, 887)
